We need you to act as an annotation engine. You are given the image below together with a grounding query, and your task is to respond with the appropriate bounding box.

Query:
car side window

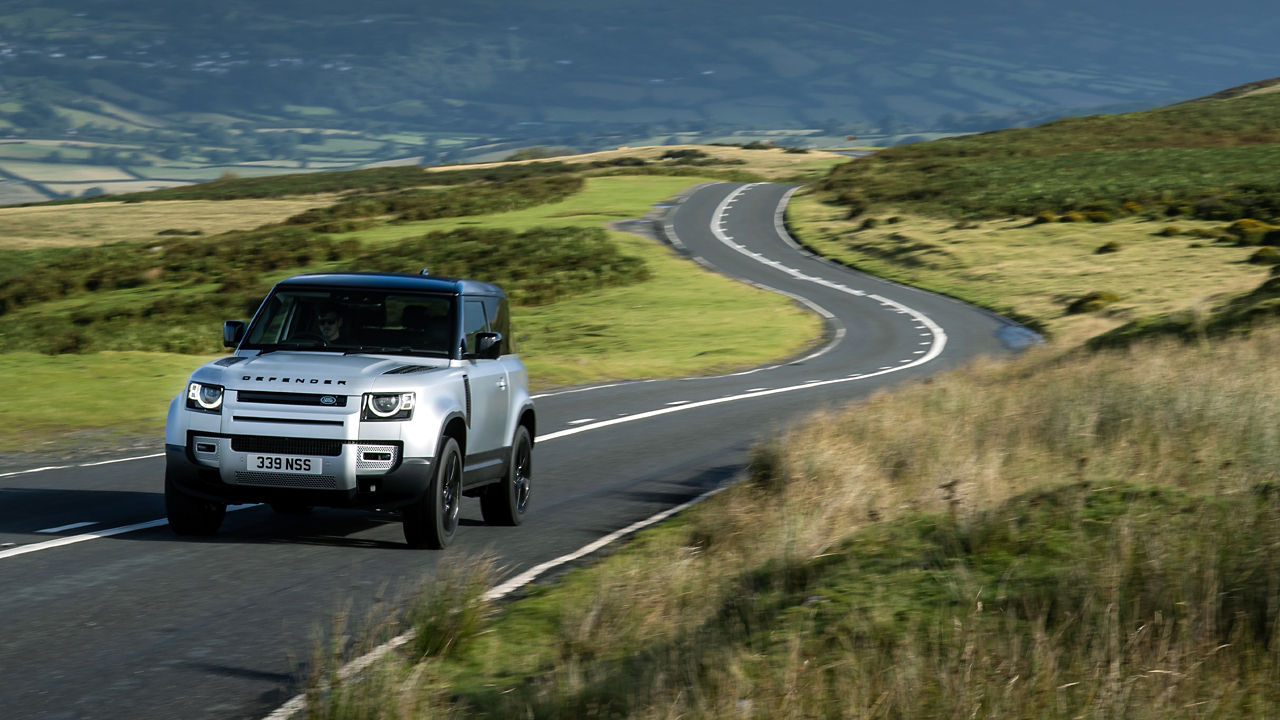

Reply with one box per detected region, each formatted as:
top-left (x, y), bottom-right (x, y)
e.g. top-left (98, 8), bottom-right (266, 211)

top-left (462, 299), bottom-right (489, 356)
top-left (481, 296), bottom-right (513, 354)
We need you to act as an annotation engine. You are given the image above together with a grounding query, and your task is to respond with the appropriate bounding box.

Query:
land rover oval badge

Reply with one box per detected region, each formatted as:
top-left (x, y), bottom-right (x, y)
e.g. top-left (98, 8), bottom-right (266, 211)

top-left (320, 395), bottom-right (338, 405)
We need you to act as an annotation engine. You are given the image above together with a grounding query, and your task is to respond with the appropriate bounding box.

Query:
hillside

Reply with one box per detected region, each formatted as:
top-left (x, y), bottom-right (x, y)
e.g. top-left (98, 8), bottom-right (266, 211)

top-left (793, 88), bottom-right (1280, 346)
top-left (0, 1), bottom-right (1277, 204)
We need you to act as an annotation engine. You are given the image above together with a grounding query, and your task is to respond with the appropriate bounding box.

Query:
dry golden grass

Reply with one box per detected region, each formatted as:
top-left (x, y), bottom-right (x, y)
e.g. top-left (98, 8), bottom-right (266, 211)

top-left (0, 196), bottom-right (340, 249)
top-left (294, 326), bottom-right (1280, 720)
top-left (0, 160), bottom-right (136, 182)
top-left (788, 192), bottom-right (1270, 347)
top-left (433, 144), bottom-right (846, 180)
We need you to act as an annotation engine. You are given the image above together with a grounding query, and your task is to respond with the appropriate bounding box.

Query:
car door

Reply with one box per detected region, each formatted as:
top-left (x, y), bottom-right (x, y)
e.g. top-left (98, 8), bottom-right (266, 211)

top-left (461, 297), bottom-right (509, 469)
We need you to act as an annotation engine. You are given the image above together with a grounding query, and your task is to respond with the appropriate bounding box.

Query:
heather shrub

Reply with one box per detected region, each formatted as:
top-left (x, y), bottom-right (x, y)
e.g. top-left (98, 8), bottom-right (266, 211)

top-left (1095, 241), bottom-right (1121, 254)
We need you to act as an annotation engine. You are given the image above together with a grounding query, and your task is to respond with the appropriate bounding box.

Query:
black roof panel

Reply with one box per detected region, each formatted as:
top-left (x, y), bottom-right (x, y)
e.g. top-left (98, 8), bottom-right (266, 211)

top-left (275, 272), bottom-right (505, 296)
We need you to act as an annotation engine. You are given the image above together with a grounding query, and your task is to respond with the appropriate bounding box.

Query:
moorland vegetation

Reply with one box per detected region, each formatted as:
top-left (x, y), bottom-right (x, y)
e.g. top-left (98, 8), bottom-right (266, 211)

top-left (801, 87), bottom-right (1280, 347)
top-left (305, 326), bottom-right (1280, 719)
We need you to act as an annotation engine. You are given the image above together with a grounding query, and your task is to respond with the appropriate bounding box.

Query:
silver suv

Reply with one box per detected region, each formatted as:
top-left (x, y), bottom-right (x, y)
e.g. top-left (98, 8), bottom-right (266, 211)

top-left (163, 271), bottom-right (535, 548)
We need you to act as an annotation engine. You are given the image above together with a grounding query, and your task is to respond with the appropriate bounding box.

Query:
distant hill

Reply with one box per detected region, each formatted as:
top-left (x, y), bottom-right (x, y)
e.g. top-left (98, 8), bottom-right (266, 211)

top-left (0, 1), bottom-right (1277, 161)
top-left (1182, 77), bottom-right (1280, 102)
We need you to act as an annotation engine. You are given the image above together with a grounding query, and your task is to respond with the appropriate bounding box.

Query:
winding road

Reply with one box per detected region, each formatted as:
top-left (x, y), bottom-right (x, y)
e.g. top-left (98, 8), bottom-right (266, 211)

top-left (0, 182), bottom-right (1032, 720)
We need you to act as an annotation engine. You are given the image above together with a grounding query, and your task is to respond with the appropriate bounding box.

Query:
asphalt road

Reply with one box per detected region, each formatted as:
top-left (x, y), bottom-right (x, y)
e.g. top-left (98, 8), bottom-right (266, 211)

top-left (0, 182), bottom-right (1032, 720)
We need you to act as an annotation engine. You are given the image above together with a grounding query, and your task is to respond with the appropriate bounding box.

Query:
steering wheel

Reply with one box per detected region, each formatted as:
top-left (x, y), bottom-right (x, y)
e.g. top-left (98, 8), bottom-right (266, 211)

top-left (287, 331), bottom-right (329, 346)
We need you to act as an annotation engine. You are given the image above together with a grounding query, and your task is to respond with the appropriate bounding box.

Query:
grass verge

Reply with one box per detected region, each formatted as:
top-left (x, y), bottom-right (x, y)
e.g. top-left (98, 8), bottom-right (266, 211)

top-left (0, 351), bottom-right (215, 458)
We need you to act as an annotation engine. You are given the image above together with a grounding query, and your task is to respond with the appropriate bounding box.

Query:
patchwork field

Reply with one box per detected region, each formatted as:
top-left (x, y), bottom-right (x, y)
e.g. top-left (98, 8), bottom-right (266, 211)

top-left (0, 197), bottom-right (340, 249)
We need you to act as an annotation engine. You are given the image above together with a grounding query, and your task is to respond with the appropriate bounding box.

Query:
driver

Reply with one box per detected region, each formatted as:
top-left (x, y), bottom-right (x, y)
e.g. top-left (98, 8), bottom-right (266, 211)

top-left (316, 304), bottom-right (345, 343)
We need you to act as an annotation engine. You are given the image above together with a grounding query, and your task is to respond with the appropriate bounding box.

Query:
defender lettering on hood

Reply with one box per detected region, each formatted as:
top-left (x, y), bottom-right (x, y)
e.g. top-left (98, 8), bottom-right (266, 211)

top-left (241, 375), bottom-right (348, 385)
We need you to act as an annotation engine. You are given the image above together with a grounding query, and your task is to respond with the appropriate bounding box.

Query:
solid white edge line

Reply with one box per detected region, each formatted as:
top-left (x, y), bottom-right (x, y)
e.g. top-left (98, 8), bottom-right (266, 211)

top-left (261, 484), bottom-right (730, 720)
top-left (0, 464), bottom-right (71, 479)
top-left (0, 452), bottom-right (164, 479)
top-left (36, 521), bottom-right (99, 534)
top-left (79, 453), bottom-right (163, 467)
top-left (0, 504), bottom-right (259, 561)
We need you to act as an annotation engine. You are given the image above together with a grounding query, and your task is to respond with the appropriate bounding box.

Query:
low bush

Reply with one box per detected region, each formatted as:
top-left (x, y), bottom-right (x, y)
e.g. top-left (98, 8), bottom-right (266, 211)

top-left (659, 149), bottom-right (708, 162)
top-left (1067, 290), bottom-right (1122, 314)
top-left (1249, 247), bottom-right (1280, 265)
top-left (0, 223), bottom-right (648, 353)
top-left (1156, 225), bottom-right (1182, 236)
top-left (286, 175), bottom-right (584, 226)
top-left (1226, 218), bottom-right (1280, 245)
top-left (1095, 240), bottom-right (1122, 254)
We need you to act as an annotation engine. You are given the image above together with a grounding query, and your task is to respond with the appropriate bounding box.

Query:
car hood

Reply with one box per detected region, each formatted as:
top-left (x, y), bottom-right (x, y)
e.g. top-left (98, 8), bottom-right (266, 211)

top-left (190, 352), bottom-right (452, 395)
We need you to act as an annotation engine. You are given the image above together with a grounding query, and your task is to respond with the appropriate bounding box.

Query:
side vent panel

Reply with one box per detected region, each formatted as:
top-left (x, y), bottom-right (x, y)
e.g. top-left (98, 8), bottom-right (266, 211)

top-left (463, 375), bottom-right (472, 427)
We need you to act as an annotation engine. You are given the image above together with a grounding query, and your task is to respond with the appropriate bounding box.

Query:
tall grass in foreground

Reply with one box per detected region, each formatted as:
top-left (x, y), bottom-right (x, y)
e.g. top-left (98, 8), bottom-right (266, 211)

top-left (310, 328), bottom-right (1280, 718)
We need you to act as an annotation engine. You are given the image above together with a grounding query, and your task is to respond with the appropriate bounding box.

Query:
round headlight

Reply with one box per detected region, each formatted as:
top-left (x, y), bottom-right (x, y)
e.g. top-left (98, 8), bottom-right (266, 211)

top-left (367, 394), bottom-right (402, 417)
top-left (188, 382), bottom-right (224, 411)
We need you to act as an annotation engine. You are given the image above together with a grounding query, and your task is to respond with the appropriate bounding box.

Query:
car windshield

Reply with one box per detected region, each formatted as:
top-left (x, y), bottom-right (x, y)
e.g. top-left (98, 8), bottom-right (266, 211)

top-left (242, 287), bottom-right (457, 357)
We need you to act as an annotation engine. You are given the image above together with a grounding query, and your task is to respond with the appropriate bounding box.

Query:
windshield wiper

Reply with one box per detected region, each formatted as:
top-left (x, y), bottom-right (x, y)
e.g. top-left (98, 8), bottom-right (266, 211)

top-left (255, 342), bottom-right (330, 355)
top-left (343, 346), bottom-right (444, 357)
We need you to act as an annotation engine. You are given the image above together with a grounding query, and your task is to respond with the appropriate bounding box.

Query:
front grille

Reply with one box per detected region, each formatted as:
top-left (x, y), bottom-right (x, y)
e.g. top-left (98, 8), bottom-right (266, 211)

top-left (237, 390), bottom-right (348, 407)
top-left (234, 471), bottom-right (338, 489)
top-left (231, 436), bottom-right (344, 456)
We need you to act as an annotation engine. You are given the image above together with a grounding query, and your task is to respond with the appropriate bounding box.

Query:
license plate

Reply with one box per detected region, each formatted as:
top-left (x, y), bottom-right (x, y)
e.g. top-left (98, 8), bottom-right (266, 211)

top-left (247, 453), bottom-right (322, 474)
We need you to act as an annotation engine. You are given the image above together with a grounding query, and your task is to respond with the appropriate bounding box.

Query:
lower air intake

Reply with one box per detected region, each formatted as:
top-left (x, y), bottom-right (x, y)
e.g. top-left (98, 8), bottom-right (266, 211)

top-left (234, 471), bottom-right (339, 490)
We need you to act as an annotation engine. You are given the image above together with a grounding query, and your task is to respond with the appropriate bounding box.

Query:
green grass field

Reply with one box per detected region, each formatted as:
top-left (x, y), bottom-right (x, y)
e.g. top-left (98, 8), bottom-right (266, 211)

top-left (0, 170), bottom-right (819, 455)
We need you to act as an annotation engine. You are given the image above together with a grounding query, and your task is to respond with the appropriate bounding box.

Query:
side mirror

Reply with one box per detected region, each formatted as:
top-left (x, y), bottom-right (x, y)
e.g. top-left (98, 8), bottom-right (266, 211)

top-left (474, 332), bottom-right (502, 360)
top-left (223, 320), bottom-right (246, 348)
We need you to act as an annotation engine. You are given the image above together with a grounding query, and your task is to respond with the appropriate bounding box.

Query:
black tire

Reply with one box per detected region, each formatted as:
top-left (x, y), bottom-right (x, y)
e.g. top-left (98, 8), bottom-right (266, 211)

top-left (480, 426), bottom-right (532, 526)
top-left (165, 472), bottom-right (226, 536)
top-left (403, 436), bottom-right (462, 549)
